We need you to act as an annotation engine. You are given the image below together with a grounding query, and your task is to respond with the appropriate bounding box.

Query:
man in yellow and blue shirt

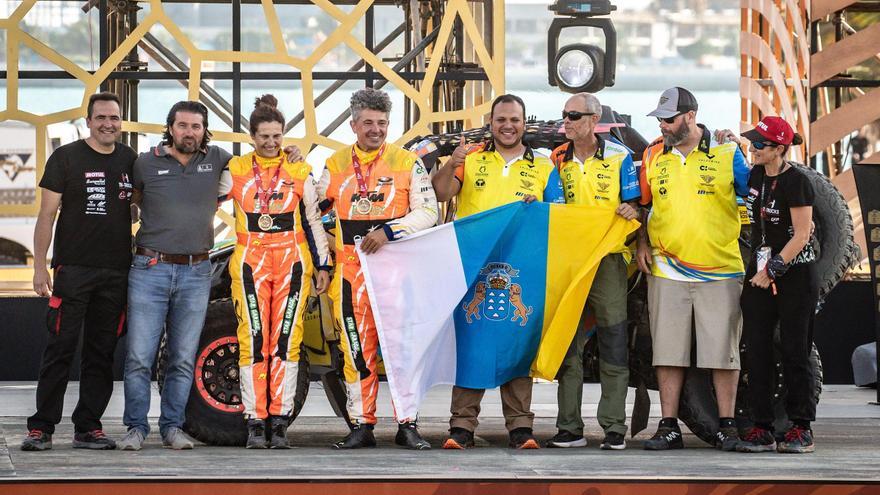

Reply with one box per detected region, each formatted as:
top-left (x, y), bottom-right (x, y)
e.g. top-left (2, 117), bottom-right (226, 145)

top-left (636, 87), bottom-right (750, 451)
top-left (545, 92), bottom-right (639, 450)
top-left (432, 94), bottom-right (563, 450)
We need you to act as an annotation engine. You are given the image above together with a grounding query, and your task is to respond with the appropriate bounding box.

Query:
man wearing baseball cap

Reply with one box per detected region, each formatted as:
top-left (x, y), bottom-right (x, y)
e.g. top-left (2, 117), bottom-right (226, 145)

top-left (636, 87), bottom-right (751, 451)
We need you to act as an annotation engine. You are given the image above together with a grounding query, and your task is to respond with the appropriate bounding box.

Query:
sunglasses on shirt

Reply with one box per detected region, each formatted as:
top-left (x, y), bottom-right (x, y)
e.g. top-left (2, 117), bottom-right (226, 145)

top-left (562, 110), bottom-right (595, 121)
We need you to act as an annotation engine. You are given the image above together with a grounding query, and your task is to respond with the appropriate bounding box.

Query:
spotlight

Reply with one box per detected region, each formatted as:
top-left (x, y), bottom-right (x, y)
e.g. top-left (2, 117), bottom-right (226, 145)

top-left (547, 1), bottom-right (617, 94)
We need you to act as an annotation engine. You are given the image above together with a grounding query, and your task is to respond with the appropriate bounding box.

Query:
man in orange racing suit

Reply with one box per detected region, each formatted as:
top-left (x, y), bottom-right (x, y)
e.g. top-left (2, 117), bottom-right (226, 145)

top-left (227, 95), bottom-right (332, 449)
top-left (318, 88), bottom-right (438, 450)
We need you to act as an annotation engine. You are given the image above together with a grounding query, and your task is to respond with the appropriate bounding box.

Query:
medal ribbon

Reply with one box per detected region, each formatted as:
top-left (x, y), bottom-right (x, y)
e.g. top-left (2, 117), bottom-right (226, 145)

top-left (350, 143), bottom-right (386, 200)
top-left (251, 154), bottom-right (284, 214)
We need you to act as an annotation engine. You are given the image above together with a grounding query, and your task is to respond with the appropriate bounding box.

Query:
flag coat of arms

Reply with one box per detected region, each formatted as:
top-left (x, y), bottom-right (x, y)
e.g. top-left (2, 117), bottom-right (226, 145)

top-left (360, 202), bottom-right (638, 420)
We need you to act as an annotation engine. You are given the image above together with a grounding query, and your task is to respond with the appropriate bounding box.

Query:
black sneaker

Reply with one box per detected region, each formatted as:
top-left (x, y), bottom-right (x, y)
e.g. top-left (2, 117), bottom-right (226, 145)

top-left (600, 431), bottom-right (627, 450)
top-left (395, 422), bottom-right (431, 450)
top-left (643, 422), bottom-right (684, 450)
top-left (246, 419), bottom-right (268, 449)
top-left (20, 429), bottom-right (52, 452)
top-left (73, 429), bottom-right (116, 450)
top-left (332, 424), bottom-right (376, 449)
top-left (737, 426), bottom-right (776, 453)
top-left (508, 427), bottom-right (540, 449)
top-left (777, 425), bottom-right (814, 454)
top-left (714, 425), bottom-right (739, 451)
top-left (442, 427), bottom-right (474, 449)
top-left (268, 416), bottom-right (290, 449)
top-left (544, 430), bottom-right (587, 448)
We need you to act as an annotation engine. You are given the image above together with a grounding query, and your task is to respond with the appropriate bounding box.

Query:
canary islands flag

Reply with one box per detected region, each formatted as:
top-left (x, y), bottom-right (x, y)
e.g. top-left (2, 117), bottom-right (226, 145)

top-left (360, 202), bottom-right (638, 420)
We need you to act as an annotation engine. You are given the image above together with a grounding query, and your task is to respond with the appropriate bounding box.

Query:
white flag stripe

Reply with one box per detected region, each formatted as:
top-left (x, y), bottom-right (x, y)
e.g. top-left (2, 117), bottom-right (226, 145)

top-left (360, 222), bottom-right (465, 420)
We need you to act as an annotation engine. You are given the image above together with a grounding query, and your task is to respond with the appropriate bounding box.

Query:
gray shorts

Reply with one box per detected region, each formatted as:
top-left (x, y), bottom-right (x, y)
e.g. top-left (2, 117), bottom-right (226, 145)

top-left (647, 275), bottom-right (743, 370)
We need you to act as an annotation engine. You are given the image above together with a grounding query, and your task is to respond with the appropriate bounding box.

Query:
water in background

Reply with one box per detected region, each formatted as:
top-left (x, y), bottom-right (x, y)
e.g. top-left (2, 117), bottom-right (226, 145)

top-left (2, 83), bottom-right (740, 165)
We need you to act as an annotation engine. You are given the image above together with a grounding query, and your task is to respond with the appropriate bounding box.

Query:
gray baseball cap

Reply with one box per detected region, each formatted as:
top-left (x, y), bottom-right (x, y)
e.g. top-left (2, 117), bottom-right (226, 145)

top-left (647, 87), bottom-right (699, 119)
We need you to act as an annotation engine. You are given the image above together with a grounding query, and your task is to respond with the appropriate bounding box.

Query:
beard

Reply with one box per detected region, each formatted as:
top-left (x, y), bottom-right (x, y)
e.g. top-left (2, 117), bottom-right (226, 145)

top-left (662, 122), bottom-right (690, 147)
top-left (173, 138), bottom-right (199, 154)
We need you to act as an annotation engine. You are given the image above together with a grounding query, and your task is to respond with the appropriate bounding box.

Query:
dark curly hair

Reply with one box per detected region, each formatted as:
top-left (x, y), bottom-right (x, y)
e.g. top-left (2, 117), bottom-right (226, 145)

top-left (163, 100), bottom-right (212, 149)
top-left (249, 94), bottom-right (285, 135)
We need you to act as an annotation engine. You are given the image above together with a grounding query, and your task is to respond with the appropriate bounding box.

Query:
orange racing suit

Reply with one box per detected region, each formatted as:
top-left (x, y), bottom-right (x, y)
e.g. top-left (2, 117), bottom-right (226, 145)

top-left (318, 142), bottom-right (438, 425)
top-left (227, 152), bottom-right (332, 420)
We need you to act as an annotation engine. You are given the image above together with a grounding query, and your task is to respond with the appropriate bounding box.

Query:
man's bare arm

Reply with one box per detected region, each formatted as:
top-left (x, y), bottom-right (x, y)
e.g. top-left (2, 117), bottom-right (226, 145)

top-left (33, 190), bottom-right (62, 296)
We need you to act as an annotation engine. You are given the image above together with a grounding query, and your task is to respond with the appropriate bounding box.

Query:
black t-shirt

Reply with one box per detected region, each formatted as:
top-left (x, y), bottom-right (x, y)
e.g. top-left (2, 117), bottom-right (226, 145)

top-left (39, 140), bottom-right (137, 269)
top-left (744, 163), bottom-right (816, 265)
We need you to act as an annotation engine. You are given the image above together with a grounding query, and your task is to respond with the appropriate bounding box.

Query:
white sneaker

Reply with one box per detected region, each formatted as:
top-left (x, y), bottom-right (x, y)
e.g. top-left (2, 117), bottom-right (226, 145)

top-left (162, 427), bottom-right (195, 450)
top-left (118, 429), bottom-right (145, 451)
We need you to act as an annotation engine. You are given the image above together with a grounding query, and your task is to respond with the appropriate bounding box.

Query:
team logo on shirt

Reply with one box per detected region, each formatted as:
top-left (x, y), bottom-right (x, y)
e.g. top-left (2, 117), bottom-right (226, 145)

top-left (85, 171), bottom-right (107, 215)
top-left (197, 163), bottom-right (213, 173)
top-left (474, 178), bottom-right (486, 190)
top-left (520, 178), bottom-right (535, 189)
top-left (118, 173), bottom-right (133, 200)
top-left (597, 182), bottom-right (610, 192)
top-left (698, 174), bottom-right (717, 196)
top-left (461, 263), bottom-right (533, 326)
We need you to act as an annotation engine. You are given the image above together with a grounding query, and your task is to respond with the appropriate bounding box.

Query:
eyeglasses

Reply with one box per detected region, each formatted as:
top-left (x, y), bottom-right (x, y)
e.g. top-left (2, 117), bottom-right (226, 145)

top-left (751, 141), bottom-right (779, 150)
top-left (562, 110), bottom-right (595, 121)
top-left (656, 113), bottom-right (683, 124)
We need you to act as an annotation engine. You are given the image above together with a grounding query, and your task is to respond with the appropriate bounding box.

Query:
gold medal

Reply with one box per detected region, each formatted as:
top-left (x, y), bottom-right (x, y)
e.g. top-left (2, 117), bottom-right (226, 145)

top-left (258, 214), bottom-right (274, 231)
top-left (355, 197), bottom-right (372, 215)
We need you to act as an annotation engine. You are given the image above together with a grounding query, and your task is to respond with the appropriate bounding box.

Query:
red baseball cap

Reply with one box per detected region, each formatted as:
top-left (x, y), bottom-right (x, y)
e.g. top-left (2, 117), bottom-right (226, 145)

top-left (742, 116), bottom-right (795, 145)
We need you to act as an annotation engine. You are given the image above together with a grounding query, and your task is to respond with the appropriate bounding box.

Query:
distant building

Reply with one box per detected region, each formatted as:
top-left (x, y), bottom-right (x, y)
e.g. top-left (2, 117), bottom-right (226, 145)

top-left (504, 0), bottom-right (738, 65)
top-left (14, 1), bottom-right (82, 28)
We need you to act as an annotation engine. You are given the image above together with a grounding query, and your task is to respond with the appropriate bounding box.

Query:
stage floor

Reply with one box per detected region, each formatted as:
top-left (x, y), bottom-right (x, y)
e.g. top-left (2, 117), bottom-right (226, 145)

top-left (1, 383), bottom-right (879, 482)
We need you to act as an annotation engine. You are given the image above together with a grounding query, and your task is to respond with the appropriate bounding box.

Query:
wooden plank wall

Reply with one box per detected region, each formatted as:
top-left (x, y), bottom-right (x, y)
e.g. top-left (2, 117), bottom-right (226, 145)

top-left (740, 0), bottom-right (880, 173)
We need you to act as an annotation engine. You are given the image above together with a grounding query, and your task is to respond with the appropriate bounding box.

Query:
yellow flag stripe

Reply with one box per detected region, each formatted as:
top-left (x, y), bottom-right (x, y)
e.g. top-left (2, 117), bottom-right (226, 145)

top-left (532, 204), bottom-right (640, 380)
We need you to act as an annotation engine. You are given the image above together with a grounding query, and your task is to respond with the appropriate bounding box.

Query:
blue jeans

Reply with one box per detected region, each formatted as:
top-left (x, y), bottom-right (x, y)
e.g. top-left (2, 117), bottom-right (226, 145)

top-left (123, 254), bottom-right (212, 437)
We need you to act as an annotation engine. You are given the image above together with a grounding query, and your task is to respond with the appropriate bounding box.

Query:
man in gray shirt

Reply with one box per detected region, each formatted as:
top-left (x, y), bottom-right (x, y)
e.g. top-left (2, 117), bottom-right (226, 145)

top-left (119, 101), bottom-right (232, 450)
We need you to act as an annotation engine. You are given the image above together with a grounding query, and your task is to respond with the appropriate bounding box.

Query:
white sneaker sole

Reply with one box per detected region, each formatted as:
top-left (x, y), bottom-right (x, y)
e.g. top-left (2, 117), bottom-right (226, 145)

top-left (549, 437), bottom-right (588, 448)
top-left (600, 441), bottom-right (627, 450)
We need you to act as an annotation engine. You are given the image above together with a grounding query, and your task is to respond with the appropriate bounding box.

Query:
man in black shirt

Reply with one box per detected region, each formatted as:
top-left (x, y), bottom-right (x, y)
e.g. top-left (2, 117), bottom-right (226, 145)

top-left (22, 92), bottom-right (137, 452)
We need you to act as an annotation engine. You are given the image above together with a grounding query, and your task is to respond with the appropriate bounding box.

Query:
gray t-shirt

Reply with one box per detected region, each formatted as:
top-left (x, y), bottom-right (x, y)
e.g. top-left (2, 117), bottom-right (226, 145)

top-left (133, 144), bottom-right (232, 254)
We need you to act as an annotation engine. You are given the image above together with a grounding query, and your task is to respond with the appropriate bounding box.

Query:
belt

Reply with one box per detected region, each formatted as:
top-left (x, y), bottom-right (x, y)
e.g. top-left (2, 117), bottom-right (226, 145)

top-left (135, 247), bottom-right (209, 265)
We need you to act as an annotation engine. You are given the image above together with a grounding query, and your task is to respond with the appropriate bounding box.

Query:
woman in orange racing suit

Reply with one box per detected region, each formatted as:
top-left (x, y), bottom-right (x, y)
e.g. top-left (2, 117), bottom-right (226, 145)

top-left (226, 95), bottom-right (331, 449)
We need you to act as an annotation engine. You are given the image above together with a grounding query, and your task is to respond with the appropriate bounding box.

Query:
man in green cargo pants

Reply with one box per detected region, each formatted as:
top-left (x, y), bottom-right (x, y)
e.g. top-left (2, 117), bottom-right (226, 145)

top-left (546, 92), bottom-right (640, 450)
